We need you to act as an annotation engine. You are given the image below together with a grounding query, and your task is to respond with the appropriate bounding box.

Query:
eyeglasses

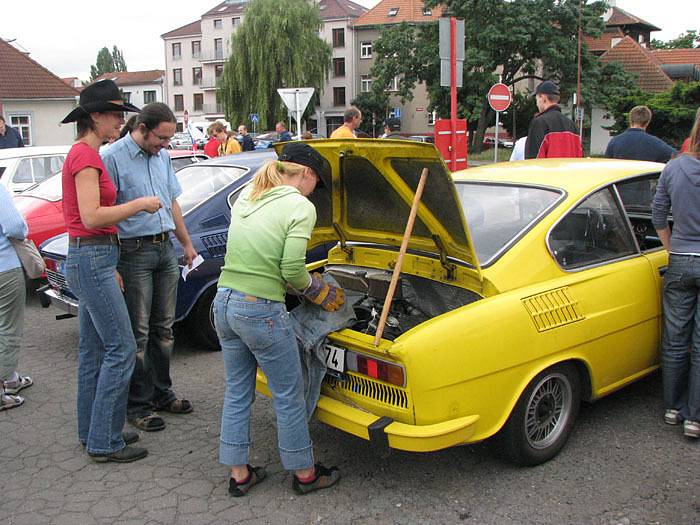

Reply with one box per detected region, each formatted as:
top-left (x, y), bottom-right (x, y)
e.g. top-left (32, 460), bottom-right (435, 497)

top-left (148, 130), bottom-right (173, 143)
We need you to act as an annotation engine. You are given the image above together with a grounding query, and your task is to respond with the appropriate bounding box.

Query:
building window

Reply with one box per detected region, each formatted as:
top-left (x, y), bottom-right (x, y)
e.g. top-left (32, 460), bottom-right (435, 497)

top-left (172, 42), bottom-right (181, 60)
top-left (333, 57), bottom-right (345, 77)
top-left (232, 17), bottom-right (241, 27)
top-left (422, 8), bottom-right (432, 16)
top-left (360, 42), bottom-right (372, 59)
top-left (214, 19), bottom-right (223, 29)
top-left (174, 95), bottom-right (184, 111)
top-left (333, 87), bottom-right (346, 107)
top-left (361, 75), bottom-right (372, 93)
top-left (192, 40), bottom-right (201, 58)
top-left (192, 67), bottom-right (202, 85)
top-left (215, 64), bottom-right (224, 80)
top-left (144, 90), bottom-right (157, 104)
top-left (173, 69), bottom-right (182, 86)
top-left (10, 115), bottom-right (31, 146)
top-left (332, 28), bottom-right (345, 48)
top-left (388, 8), bottom-right (399, 16)
top-left (214, 38), bottom-right (224, 59)
top-left (388, 75), bottom-right (400, 92)
top-left (193, 93), bottom-right (204, 111)
top-left (122, 91), bottom-right (131, 103)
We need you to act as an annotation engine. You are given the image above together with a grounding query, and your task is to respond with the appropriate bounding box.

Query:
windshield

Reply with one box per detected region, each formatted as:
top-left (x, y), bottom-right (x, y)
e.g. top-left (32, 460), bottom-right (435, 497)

top-left (176, 164), bottom-right (249, 215)
top-left (455, 182), bottom-right (562, 265)
top-left (22, 172), bottom-right (62, 201)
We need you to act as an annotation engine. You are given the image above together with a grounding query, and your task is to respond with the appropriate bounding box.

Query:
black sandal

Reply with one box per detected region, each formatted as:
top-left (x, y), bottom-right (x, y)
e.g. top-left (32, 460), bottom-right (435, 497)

top-left (129, 414), bottom-right (165, 432)
top-left (228, 465), bottom-right (267, 497)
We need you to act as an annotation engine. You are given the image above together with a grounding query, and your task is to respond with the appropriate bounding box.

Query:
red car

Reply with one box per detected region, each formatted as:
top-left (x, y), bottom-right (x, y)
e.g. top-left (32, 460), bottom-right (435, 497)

top-left (13, 150), bottom-right (208, 249)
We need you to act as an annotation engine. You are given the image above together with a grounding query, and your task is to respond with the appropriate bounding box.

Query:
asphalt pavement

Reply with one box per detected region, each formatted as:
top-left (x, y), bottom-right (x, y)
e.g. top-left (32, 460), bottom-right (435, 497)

top-left (1, 293), bottom-right (697, 525)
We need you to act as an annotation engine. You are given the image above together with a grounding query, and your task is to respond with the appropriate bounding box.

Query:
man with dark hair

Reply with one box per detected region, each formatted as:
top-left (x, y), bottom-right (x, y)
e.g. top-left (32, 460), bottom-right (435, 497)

top-left (381, 117), bottom-right (402, 139)
top-left (605, 105), bottom-right (677, 162)
top-left (102, 102), bottom-right (198, 432)
top-left (237, 125), bottom-right (255, 152)
top-left (330, 107), bottom-right (362, 139)
top-left (0, 116), bottom-right (24, 149)
top-left (275, 122), bottom-right (292, 142)
top-left (525, 81), bottom-right (582, 159)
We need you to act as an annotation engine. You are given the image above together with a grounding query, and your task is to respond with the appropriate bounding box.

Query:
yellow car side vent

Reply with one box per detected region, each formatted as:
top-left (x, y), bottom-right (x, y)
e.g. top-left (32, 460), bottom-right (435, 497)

top-left (326, 373), bottom-right (409, 410)
top-left (522, 287), bottom-right (584, 332)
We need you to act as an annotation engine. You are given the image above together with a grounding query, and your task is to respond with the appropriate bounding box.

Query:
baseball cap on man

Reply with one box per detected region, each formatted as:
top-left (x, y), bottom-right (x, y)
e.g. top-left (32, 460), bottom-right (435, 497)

top-left (533, 80), bottom-right (560, 97)
top-left (278, 141), bottom-right (331, 188)
top-left (384, 117), bottom-right (401, 132)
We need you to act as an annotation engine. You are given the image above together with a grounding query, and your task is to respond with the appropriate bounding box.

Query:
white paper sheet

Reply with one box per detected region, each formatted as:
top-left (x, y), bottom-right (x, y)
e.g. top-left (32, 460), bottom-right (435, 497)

top-left (181, 254), bottom-right (204, 282)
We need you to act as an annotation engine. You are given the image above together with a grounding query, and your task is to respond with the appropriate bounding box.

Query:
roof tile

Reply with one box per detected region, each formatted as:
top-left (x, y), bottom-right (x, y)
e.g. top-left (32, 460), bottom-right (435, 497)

top-left (93, 70), bottom-right (165, 86)
top-left (600, 36), bottom-right (673, 93)
top-left (0, 39), bottom-right (80, 99)
top-left (319, 0), bottom-right (367, 20)
top-left (353, 0), bottom-right (444, 27)
top-left (652, 48), bottom-right (700, 68)
top-left (161, 20), bottom-right (202, 39)
top-left (606, 6), bottom-right (660, 31)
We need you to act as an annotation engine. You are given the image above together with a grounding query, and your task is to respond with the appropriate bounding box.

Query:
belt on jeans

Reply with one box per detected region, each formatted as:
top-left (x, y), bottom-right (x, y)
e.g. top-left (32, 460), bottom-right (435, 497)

top-left (120, 232), bottom-right (170, 244)
top-left (69, 234), bottom-right (120, 247)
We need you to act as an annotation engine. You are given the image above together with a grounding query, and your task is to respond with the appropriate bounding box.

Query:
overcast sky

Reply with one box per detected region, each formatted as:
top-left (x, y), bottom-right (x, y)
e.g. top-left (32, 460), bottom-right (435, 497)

top-left (1, 0), bottom-right (697, 80)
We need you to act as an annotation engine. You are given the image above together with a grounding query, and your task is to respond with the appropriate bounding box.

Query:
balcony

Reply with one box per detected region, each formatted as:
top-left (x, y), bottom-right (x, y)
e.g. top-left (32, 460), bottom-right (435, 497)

top-left (203, 103), bottom-right (225, 115)
top-left (200, 80), bottom-right (220, 91)
top-left (200, 50), bottom-right (229, 63)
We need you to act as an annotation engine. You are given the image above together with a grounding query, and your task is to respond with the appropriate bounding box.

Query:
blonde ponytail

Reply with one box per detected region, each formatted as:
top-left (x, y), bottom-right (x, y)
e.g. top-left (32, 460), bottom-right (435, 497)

top-left (249, 160), bottom-right (306, 200)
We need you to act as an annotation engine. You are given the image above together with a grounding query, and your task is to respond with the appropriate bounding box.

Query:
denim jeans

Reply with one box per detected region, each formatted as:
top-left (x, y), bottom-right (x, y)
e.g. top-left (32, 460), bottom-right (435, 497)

top-left (117, 238), bottom-right (179, 418)
top-left (65, 244), bottom-right (137, 454)
top-left (0, 267), bottom-right (25, 382)
top-left (661, 254), bottom-right (700, 422)
top-left (213, 288), bottom-right (314, 471)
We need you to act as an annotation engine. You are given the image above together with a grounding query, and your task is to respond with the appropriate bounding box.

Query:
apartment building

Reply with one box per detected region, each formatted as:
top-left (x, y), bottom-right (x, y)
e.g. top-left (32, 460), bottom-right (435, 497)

top-left (161, 0), bottom-right (365, 134)
top-left (352, 0), bottom-right (444, 135)
top-left (93, 70), bottom-right (165, 108)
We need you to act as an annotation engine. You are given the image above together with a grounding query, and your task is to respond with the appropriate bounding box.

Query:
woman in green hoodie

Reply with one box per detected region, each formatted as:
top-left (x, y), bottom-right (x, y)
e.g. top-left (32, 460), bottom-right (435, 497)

top-left (214, 142), bottom-right (345, 496)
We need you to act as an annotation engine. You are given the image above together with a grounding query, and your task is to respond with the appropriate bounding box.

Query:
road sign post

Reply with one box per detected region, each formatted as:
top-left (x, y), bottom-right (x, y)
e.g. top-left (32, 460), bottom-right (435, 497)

top-left (277, 88), bottom-right (315, 138)
top-left (249, 113), bottom-right (259, 134)
top-left (487, 82), bottom-right (512, 162)
top-left (440, 17), bottom-right (465, 168)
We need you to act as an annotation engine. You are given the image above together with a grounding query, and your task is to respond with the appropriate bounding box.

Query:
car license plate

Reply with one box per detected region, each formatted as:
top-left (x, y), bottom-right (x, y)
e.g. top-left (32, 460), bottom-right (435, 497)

top-left (324, 344), bottom-right (345, 373)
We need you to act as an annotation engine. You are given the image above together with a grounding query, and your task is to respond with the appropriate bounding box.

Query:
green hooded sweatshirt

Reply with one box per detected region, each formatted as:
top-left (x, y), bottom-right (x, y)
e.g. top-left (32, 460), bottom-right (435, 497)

top-left (218, 184), bottom-right (315, 302)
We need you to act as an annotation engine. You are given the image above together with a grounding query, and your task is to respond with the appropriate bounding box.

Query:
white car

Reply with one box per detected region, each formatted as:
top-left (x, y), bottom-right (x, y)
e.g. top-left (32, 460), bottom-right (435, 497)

top-left (0, 146), bottom-right (70, 193)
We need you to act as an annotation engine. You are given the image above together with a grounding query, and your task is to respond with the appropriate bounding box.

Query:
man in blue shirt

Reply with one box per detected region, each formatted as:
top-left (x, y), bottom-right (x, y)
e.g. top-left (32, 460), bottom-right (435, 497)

top-left (102, 102), bottom-right (198, 432)
top-left (605, 105), bottom-right (677, 163)
top-left (275, 122), bottom-right (293, 142)
top-left (0, 116), bottom-right (24, 149)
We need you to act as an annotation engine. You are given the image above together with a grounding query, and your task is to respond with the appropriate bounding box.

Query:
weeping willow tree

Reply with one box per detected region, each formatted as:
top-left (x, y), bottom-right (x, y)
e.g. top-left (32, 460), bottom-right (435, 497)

top-left (218, 0), bottom-right (332, 130)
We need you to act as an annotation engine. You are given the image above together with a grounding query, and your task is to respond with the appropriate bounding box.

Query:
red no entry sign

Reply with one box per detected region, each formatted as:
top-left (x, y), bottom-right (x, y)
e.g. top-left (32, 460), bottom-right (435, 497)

top-left (487, 83), bottom-right (512, 112)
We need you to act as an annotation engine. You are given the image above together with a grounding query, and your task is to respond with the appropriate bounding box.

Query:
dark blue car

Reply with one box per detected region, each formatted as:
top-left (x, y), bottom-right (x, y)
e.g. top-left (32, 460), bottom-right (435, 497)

top-left (40, 150), bottom-right (331, 349)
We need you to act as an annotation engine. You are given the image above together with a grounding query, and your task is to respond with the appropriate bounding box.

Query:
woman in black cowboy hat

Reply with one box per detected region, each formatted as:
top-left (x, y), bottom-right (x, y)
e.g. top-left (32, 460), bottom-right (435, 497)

top-left (61, 79), bottom-right (161, 463)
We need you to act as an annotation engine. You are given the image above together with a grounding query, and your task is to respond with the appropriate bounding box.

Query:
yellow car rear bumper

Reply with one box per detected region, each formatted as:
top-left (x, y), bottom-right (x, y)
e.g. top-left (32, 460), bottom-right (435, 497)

top-left (256, 375), bottom-right (480, 453)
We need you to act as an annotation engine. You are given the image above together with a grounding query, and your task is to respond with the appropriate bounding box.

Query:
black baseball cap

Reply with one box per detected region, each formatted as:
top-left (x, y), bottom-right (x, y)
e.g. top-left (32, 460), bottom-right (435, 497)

top-left (278, 142), bottom-right (331, 188)
top-left (533, 80), bottom-right (560, 97)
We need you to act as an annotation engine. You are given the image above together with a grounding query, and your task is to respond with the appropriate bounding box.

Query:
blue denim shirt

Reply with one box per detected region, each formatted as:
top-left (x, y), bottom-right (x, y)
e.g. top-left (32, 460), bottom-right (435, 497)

top-left (101, 133), bottom-right (182, 238)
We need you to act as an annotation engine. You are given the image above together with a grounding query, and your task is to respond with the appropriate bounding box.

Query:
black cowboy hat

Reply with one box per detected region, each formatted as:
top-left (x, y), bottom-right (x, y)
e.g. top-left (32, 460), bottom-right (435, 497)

top-left (278, 141), bottom-right (331, 189)
top-left (61, 79), bottom-right (141, 123)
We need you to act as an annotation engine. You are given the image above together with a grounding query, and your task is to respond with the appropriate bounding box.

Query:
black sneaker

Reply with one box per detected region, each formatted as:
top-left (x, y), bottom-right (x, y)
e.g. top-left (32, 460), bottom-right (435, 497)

top-left (88, 445), bottom-right (148, 463)
top-left (292, 463), bottom-right (340, 495)
top-left (228, 465), bottom-right (267, 497)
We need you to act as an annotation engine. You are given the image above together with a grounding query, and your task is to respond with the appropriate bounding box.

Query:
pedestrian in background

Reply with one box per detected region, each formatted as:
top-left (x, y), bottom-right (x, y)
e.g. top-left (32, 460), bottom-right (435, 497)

top-left (652, 106), bottom-right (700, 440)
top-left (301, 131), bottom-right (313, 140)
top-left (525, 81), bottom-right (582, 159)
top-left (380, 117), bottom-right (402, 139)
top-left (237, 125), bottom-right (255, 152)
top-left (605, 105), bottom-right (676, 162)
top-left (0, 184), bottom-right (31, 411)
top-left (276, 122), bottom-right (292, 142)
top-left (204, 124), bottom-right (220, 157)
top-left (60, 80), bottom-right (161, 463)
top-left (102, 102), bottom-right (197, 433)
top-left (0, 115), bottom-right (24, 149)
top-left (214, 142), bottom-right (343, 496)
top-left (330, 107), bottom-right (362, 139)
top-left (222, 130), bottom-right (242, 155)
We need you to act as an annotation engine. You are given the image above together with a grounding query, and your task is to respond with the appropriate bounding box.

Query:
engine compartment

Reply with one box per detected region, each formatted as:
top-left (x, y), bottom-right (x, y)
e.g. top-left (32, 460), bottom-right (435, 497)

top-left (325, 265), bottom-right (482, 340)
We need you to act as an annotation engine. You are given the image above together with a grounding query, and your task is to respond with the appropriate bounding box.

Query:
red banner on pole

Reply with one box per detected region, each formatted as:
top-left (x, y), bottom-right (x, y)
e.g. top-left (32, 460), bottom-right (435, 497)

top-left (435, 118), bottom-right (468, 171)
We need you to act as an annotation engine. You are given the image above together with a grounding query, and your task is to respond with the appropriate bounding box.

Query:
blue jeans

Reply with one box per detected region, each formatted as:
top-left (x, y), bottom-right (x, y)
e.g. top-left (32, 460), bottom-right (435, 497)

top-left (117, 238), bottom-right (179, 418)
top-left (213, 288), bottom-right (314, 470)
top-left (661, 254), bottom-right (700, 422)
top-left (65, 244), bottom-right (137, 454)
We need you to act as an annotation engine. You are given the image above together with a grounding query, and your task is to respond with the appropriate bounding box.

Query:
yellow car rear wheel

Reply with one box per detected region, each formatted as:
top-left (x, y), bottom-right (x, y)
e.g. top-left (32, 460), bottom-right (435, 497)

top-left (497, 363), bottom-right (581, 466)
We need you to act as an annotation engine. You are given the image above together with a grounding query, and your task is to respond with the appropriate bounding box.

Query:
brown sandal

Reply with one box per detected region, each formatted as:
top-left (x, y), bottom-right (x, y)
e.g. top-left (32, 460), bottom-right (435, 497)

top-left (159, 399), bottom-right (193, 414)
top-left (129, 414), bottom-right (165, 432)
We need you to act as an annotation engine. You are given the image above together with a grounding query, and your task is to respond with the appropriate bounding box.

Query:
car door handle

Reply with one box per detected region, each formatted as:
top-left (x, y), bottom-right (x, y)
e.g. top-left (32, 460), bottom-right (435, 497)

top-left (659, 266), bottom-right (667, 276)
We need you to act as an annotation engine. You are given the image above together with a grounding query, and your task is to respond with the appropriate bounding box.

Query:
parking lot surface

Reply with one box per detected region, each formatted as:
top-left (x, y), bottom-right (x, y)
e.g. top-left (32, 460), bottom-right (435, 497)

top-left (1, 295), bottom-right (698, 525)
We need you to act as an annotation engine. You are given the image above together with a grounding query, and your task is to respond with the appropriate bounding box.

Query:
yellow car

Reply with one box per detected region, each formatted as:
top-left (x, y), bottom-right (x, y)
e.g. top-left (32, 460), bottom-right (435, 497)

top-left (259, 140), bottom-right (667, 465)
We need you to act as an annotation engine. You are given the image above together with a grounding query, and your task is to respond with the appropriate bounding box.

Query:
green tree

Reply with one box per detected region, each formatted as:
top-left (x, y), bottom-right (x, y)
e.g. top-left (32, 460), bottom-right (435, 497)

top-left (606, 81), bottom-right (700, 148)
top-left (651, 30), bottom-right (700, 49)
top-left (89, 45), bottom-right (128, 82)
top-left (367, 0), bottom-right (634, 152)
top-left (218, 0), bottom-right (332, 130)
